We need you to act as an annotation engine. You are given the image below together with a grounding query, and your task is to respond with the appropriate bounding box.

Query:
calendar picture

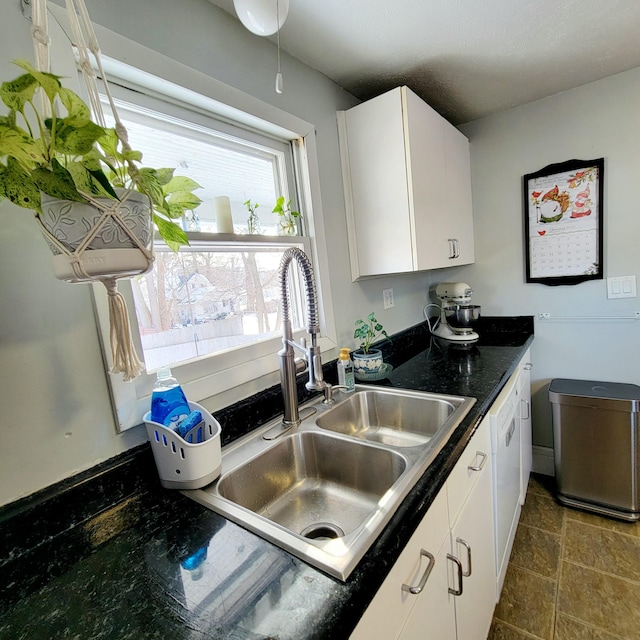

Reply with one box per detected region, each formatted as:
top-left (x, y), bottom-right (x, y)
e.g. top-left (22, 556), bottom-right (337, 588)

top-left (523, 158), bottom-right (604, 286)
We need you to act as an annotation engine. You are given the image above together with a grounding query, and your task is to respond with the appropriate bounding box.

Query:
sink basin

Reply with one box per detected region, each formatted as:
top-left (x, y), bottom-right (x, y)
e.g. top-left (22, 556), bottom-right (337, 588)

top-left (217, 431), bottom-right (406, 539)
top-left (316, 388), bottom-right (465, 447)
top-left (185, 385), bottom-right (475, 580)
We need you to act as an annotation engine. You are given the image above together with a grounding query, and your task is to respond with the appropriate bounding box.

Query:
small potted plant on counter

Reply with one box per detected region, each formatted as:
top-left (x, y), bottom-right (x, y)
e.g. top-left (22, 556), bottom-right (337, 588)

top-left (352, 312), bottom-right (391, 379)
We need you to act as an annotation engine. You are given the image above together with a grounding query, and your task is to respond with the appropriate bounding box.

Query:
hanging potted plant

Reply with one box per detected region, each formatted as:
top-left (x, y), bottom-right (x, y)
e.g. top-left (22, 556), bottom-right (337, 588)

top-left (272, 196), bottom-right (300, 235)
top-left (352, 312), bottom-right (390, 376)
top-left (0, 59), bottom-right (201, 275)
top-left (0, 59), bottom-right (202, 379)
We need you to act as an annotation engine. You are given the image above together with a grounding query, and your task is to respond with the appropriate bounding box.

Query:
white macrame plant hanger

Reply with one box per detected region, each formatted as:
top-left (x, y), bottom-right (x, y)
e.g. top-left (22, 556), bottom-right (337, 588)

top-left (30, 0), bottom-right (155, 382)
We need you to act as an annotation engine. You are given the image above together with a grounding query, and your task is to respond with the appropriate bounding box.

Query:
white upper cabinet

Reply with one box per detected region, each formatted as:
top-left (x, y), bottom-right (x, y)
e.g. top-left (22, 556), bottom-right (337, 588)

top-left (338, 86), bottom-right (475, 280)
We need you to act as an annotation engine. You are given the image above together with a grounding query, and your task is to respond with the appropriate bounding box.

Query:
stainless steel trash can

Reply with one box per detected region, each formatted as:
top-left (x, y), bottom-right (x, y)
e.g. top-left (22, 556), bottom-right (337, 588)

top-left (549, 379), bottom-right (640, 522)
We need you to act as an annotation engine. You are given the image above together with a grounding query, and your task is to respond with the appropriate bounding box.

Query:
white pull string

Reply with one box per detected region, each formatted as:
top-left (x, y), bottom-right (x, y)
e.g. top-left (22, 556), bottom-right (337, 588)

top-left (275, 0), bottom-right (283, 94)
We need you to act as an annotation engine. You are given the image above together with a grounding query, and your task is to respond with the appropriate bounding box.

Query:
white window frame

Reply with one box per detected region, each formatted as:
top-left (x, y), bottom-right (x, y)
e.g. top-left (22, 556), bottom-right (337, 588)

top-left (46, 4), bottom-right (336, 431)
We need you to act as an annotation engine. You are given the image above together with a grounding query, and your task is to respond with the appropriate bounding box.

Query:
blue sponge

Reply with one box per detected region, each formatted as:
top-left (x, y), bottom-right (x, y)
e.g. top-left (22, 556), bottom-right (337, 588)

top-left (175, 410), bottom-right (204, 442)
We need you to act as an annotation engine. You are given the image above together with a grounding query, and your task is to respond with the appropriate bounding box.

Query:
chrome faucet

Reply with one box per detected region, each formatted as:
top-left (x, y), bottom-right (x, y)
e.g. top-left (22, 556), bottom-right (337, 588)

top-left (278, 248), bottom-right (326, 428)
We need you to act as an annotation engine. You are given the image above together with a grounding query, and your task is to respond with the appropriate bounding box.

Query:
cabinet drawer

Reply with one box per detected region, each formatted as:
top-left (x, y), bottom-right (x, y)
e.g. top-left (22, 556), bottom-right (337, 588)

top-left (350, 487), bottom-right (450, 640)
top-left (446, 417), bottom-right (491, 525)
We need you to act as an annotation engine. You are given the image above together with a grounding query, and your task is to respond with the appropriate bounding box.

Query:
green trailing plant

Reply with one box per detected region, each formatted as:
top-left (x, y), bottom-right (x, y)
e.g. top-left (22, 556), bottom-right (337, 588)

top-left (0, 59), bottom-right (201, 251)
top-left (243, 199), bottom-right (261, 234)
top-left (272, 196), bottom-right (300, 235)
top-left (353, 312), bottom-right (390, 354)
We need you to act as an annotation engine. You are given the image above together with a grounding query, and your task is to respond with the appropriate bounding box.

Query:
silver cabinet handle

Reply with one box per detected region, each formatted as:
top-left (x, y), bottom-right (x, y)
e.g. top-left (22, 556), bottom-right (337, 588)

top-left (520, 398), bottom-right (530, 420)
top-left (454, 239), bottom-right (460, 258)
top-left (524, 362), bottom-right (532, 371)
top-left (402, 549), bottom-right (435, 595)
top-left (506, 419), bottom-right (516, 446)
top-left (448, 238), bottom-right (455, 259)
top-left (447, 553), bottom-right (464, 596)
top-left (467, 451), bottom-right (488, 472)
top-left (457, 537), bottom-right (472, 577)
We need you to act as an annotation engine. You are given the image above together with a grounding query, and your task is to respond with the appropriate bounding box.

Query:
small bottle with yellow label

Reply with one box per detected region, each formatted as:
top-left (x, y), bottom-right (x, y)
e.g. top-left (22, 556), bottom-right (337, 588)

top-left (337, 348), bottom-right (355, 392)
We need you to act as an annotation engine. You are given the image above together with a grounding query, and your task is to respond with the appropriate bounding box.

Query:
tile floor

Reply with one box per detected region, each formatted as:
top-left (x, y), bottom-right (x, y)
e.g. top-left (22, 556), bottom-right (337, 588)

top-left (489, 474), bottom-right (640, 640)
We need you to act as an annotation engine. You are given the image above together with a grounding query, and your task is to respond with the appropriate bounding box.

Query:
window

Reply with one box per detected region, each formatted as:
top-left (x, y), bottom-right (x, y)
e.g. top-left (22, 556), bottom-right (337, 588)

top-left (87, 62), bottom-right (336, 431)
top-left (103, 92), bottom-right (298, 237)
top-left (102, 89), bottom-right (307, 372)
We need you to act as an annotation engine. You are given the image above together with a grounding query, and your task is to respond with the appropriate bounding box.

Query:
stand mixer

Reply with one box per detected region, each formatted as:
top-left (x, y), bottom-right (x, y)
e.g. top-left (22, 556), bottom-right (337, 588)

top-left (431, 282), bottom-right (481, 343)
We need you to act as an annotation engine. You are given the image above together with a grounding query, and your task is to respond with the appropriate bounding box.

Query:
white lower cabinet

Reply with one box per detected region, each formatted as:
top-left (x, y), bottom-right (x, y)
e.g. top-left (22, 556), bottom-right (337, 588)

top-left (397, 534), bottom-right (456, 640)
top-left (351, 417), bottom-right (495, 640)
top-left (350, 488), bottom-right (452, 640)
top-left (448, 440), bottom-right (496, 640)
top-left (519, 350), bottom-right (533, 504)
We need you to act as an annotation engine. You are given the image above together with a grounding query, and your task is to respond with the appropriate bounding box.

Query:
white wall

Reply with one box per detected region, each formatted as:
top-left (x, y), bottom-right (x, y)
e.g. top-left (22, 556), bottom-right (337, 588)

top-left (452, 68), bottom-right (640, 447)
top-left (0, 0), bottom-right (430, 505)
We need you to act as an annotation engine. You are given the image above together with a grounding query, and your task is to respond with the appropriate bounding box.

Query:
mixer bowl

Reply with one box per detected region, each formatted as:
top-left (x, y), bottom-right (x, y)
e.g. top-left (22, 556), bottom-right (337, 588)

top-left (444, 304), bottom-right (481, 329)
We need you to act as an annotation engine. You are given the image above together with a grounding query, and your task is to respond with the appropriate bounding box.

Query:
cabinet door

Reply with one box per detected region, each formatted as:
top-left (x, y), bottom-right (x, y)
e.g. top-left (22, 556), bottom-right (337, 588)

top-left (450, 454), bottom-right (496, 640)
top-left (519, 350), bottom-right (533, 504)
top-left (339, 86), bottom-right (475, 278)
top-left (340, 88), bottom-right (415, 278)
top-left (350, 488), bottom-right (450, 640)
top-left (444, 124), bottom-right (475, 266)
top-left (447, 417), bottom-right (492, 525)
top-left (403, 87), bottom-right (449, 271)
top-left (397, 535), bottom-right (457, 640)
top-left (406, 88), bottom-right (474, 271)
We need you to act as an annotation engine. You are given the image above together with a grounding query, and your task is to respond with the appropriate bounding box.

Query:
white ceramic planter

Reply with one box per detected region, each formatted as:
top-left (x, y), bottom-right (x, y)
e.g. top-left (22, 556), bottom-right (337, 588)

top-left (39, 190), bottom-right (153, 282)
top-left (50, 248), bottom-right (153, 281)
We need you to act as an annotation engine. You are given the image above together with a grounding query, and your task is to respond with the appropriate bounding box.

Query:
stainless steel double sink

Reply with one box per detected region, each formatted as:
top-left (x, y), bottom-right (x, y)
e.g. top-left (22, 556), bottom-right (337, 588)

top-left (185, 385), bottom-right (475, 580)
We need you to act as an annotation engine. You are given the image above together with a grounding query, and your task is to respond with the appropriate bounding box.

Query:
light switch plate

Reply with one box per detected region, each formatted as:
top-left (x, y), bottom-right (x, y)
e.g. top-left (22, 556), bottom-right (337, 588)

top-left (607, 275), bottom-right (637, 299)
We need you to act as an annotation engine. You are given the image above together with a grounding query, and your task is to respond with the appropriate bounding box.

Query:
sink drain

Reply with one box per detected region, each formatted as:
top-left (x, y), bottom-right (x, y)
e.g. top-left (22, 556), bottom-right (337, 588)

top-left (300, 522), bottom-right (345, 540)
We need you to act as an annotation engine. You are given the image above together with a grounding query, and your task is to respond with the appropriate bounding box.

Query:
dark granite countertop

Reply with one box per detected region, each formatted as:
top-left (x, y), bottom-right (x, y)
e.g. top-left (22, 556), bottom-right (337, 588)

top-left (0, 317), bottom-right (533, 640)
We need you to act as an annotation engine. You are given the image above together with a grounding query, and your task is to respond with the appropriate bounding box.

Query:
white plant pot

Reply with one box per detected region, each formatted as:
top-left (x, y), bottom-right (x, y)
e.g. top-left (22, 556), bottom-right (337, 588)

top-left (39, 190), bottom-right (153, 282)
top-left (50, 248), bottom-right (153, 281)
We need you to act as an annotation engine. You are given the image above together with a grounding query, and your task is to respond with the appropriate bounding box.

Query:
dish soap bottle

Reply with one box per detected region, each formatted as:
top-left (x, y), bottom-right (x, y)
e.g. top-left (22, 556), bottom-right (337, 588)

top-left (150, 368), bottom-right (190, 429)
top-left (337, 348), bottom-right (355, 392)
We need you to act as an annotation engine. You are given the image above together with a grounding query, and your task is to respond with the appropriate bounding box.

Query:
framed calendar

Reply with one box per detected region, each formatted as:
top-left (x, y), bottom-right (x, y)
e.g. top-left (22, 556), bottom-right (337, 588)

top-left (523, 158), bottom-right (604, 286)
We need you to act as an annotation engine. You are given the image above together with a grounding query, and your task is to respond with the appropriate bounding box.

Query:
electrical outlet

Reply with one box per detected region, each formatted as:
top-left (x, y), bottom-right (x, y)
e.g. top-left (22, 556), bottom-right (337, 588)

top-left (383, 288), bottom-right (394, 309)
top-left (607, 275), bottom-right (637, 299)
top-left (539, 312), bottom-right (551, 319)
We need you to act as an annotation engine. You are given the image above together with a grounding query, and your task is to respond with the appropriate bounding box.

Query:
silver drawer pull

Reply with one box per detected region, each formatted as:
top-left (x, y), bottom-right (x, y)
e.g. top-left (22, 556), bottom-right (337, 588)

top-left (468, 451), bottom-right (487, 472)
top-left (457, 537), bottom-right (472, 577)
top-left (402, 549), bottom-right (435, 595)
top-left (447, 553), bottom-right (464, 596)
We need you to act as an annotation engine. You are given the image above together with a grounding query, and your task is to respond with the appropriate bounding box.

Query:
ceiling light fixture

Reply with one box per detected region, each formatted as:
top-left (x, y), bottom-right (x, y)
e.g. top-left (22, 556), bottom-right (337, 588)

top-left (233, 0), bottom-right (289, 36)
top-left (233, 0), bottom-right (288, 93)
